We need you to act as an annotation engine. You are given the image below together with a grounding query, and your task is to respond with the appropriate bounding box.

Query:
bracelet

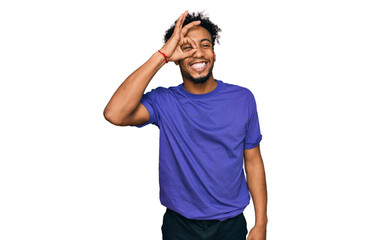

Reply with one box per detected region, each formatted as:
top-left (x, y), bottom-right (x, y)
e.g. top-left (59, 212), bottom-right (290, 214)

top-left (158, 50), bottom-right (168, 63)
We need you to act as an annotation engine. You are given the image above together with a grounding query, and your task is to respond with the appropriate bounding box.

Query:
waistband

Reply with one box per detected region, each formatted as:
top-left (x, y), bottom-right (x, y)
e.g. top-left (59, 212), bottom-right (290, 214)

top-left (166, 208), bottom-right (242, 223)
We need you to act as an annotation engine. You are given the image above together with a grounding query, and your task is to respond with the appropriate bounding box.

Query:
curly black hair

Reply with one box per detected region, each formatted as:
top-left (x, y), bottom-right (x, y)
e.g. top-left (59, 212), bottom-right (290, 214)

top-left (164, 12), bottom-right (221, 47)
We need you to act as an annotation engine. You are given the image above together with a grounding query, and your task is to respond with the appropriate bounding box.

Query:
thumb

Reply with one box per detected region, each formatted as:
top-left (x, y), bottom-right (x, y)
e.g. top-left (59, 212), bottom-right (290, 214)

top-left (183, 48), bottom-right (197, 58)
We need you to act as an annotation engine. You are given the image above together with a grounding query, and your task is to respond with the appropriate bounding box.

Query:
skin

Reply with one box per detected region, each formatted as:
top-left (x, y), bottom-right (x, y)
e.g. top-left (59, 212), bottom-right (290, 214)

top-left (244, 145), bottom-right (268, 240)
top-left (103, 11), bottom-right (201, 126)
top-left (104, 10), bottom-right (268, 240)
top-left (176, 26), bottom-right (217, 93)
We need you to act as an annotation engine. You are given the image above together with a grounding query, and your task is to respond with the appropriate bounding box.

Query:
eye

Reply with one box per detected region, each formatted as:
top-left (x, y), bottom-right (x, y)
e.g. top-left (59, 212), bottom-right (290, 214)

top-left (182, 45), bottom-right (192, 51)
top-left (202, 44), bottom-right (211, 48)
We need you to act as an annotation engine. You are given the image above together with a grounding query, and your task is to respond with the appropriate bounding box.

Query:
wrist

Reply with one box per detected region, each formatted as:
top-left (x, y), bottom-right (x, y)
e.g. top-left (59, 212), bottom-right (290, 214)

top-left (149, 51), bottom-right (167, 67)
top-left (152, 51), bottom-right (166, 65)
top-left (157, 50), bottom-right (168, 63)
top-left (255, 217), bottom-right (268, 227)
top-left (159, 46), bottom-right (172, 57)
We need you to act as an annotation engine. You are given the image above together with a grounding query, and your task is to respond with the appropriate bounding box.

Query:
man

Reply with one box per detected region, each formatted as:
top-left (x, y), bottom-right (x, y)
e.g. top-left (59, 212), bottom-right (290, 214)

top-left (104, 10), bottom-right (268, 240)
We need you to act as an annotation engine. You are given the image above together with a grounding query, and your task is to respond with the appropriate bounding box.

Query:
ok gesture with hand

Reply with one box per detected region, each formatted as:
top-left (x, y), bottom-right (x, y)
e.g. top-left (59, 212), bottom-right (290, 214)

top-left (159, 10), bottom-right (201, 62)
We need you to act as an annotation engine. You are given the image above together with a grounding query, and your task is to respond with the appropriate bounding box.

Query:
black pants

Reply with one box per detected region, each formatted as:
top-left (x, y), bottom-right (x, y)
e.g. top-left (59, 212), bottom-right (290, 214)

top-left (161, 208), bottom-right (248, 240)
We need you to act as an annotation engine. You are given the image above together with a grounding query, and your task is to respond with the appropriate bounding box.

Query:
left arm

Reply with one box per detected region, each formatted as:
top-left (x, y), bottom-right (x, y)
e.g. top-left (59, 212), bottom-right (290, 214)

top-left (244, 145), bottom-right (268, 240)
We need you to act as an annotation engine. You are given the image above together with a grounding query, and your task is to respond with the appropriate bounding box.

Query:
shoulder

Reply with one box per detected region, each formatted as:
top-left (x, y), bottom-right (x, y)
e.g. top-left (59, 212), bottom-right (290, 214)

top-left (145, 86), bottom-right (167, 94)
top-left (143, 85), bottom-right (181, 102)
top-left (144, 86), bottom-right (171, 98)
top-left (221, 81), bottom-right (255, 99)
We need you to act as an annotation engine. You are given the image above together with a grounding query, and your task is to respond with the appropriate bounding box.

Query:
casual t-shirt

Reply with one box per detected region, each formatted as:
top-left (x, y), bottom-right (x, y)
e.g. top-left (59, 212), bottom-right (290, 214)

top-left (132, 79), bottom-right (262, 221)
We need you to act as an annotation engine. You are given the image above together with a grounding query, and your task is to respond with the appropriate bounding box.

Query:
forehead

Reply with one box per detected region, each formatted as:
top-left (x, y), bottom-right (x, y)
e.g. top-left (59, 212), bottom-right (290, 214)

top-left (184, 26), bottom-right (212, 42)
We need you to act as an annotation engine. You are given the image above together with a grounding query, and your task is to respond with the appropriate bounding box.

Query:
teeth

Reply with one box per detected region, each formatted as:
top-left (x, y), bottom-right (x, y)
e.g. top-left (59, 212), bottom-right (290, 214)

top-left (191, 62), bottom-right (206, 69)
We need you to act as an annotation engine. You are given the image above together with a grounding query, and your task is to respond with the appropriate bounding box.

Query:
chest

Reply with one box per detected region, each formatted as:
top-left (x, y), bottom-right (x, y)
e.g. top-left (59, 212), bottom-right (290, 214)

top-left (159, 97), bottom-right (248, 144)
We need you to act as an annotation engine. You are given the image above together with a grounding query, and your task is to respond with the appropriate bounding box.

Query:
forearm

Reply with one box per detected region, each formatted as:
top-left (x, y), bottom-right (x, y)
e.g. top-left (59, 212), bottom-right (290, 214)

top-left (104, 51), bottom-right (166, 124)
top-left (245, 160), bottom-right (268, 226)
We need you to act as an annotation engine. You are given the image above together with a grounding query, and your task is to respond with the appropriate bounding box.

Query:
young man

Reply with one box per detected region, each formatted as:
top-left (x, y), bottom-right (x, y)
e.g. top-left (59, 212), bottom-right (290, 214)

top-left (104, 11), bottom-right (268, 240)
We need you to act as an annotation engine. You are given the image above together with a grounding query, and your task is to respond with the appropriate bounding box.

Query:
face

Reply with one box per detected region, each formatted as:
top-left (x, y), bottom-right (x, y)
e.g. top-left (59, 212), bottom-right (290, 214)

top-left (178, 26), bottom-right (216, 84)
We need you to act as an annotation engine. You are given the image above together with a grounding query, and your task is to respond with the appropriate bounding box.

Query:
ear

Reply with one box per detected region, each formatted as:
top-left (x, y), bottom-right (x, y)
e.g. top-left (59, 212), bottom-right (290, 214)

top-left (213, 51), bottom-right (216, 62)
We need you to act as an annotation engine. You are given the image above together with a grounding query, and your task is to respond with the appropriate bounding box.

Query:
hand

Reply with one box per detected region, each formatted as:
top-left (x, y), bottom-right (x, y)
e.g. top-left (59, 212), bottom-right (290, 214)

top-left (159, 10), bottom-right (200, 62)
top-left (247, 225), bottom-right (266, 240)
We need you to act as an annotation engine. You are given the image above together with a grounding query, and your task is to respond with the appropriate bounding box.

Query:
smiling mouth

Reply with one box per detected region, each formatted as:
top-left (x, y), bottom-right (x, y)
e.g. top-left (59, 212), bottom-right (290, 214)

top-left (190, 61), bottom-right (208, 72)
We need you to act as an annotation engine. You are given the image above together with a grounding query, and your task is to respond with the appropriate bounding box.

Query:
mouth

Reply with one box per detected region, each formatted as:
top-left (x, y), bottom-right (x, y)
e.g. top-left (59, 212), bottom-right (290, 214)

top-left (189, 61), bottom-right (208, 72)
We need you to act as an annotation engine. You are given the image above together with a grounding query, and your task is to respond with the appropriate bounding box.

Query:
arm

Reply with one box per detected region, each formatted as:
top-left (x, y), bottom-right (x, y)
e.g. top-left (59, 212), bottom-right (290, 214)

top-left (103, 52), bottom-right (165, 126)
top-left (244, 145), bottom-right (268, 240)
top-left (103, 10), bottom-right (200, 126)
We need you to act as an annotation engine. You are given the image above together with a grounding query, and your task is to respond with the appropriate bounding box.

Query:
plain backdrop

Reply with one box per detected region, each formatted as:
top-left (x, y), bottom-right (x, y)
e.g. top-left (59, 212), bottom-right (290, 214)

top-left (1, 0), bottom-right (370, 239)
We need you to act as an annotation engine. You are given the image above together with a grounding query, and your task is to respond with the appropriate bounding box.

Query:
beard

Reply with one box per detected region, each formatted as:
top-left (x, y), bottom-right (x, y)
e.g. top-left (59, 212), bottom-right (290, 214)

top-left (189, 65), bottom-right (214, 84)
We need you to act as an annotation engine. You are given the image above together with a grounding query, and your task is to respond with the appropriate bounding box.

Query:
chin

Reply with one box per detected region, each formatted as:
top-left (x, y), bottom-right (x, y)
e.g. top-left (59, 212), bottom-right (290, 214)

top-left (190, 76), bottom-right (209, 84)
top-left (189, 70), bottom-right (213, 84)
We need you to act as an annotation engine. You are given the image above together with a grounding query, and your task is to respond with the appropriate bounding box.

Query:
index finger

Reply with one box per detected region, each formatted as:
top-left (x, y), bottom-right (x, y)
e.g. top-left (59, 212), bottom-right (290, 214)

top-left (181, 20), bottom-right (201, 36)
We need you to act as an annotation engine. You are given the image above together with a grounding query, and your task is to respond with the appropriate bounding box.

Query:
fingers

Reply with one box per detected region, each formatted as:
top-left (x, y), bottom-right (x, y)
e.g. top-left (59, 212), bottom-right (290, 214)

top-left (181, 20), bottom-right (201, 36)
top-left (184, 48), bottom-right (197, 58)
top-left (174, 10), bottom-right (188, 35)
top-left (179, 10), bottom-right (188, 29)
top-left (180, 37), bottom-right (197, 50)
top-left (173, 11), bottom-right (201, 38)
top-left (180, 37), bottom-right (197, 57)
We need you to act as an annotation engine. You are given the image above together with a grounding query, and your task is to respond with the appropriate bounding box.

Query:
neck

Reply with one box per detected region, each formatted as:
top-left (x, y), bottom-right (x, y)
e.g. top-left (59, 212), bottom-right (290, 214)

top-left (182, 75), bottom-right (217, 94)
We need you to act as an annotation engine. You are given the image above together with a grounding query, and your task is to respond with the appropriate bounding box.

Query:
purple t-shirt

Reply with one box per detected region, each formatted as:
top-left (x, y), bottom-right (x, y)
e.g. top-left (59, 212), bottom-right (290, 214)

top-left (132, 79), bottom-right (262, 220)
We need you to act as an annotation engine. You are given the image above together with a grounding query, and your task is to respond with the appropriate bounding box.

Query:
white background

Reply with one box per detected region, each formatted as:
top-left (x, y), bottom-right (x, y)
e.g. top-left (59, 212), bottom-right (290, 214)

top-left (1, 0), bottom-right (370, 239)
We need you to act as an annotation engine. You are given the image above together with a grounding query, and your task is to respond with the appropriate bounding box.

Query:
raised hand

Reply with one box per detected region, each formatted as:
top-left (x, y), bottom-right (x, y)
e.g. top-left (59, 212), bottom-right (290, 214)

top-left (159, 10), bottom-right (201, 62)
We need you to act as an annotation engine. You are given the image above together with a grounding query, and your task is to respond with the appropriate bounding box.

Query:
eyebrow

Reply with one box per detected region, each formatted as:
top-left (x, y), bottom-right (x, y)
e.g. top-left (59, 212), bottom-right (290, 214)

top-left (200, 38), bottom-right (212, 44)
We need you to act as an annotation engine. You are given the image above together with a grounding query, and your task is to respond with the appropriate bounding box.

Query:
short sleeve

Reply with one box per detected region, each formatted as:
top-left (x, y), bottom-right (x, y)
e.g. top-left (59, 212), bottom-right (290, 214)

top-left (131, 88), bottom-right (161, 128)
top-left (244, 90), bottom-right (263, 149)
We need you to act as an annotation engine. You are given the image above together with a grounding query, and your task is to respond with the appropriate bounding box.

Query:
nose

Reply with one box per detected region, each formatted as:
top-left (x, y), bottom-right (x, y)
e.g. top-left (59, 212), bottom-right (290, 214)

top-left (193, 45), bottom-right (205, 58)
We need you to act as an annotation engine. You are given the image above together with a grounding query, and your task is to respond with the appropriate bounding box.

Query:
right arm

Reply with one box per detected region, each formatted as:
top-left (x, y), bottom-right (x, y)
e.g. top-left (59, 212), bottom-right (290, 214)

top-left (103, 52), bottom-right (166, 126)
top-left (103, 10), bottom-right (199, 126)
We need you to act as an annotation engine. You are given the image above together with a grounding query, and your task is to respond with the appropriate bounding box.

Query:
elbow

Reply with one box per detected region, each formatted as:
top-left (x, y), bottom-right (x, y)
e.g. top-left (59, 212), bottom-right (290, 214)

top-left (103, 108), bottom-right (127, 126)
